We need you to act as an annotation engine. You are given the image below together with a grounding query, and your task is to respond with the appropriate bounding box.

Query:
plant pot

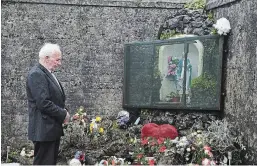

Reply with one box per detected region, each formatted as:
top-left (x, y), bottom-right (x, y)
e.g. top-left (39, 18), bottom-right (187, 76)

top-left (171, 97), bottom-right (180, 102)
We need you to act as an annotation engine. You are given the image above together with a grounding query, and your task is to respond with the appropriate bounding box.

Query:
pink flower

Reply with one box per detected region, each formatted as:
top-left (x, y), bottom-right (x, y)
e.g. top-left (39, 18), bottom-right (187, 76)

top-left (167, 69), bottom-right (172, 75)
top-left (103, 160), bottom-right (108, 165)
top-left (159, 146), bottom-right (166, 152)
top-left (141, 138), bottom-right (148, 145)
top-left (148, 159), bottom-right (155, 166)
top-left (203, 145), bottom-right (212, 152)
top-left (170, 64), bottom-right (176, 68)
top-left (170, 71), bottom-right (176, 75)
top-left (202, 158), bottom-right (211, 166)
top-left (207, 151), bottom-right (213, 157)
top-left (72, 115), bottom-right (79, 120)
top-left (137, 154), bottom-right (143, 159)
top-left (150, 141), bottom-right (156, 146)
top-left (168, 56), bottom-right (172, 63)
top-left (157, 138), bottom-right (164, 144)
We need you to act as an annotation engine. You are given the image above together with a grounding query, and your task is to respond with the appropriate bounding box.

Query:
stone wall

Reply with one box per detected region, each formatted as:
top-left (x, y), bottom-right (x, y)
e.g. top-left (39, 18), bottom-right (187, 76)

top-left (2, 0), bottom-right (257, 163)
top-left (206, 0), bottom-right (257, 164)
top-left (1, 0), bottom-right (186, 152)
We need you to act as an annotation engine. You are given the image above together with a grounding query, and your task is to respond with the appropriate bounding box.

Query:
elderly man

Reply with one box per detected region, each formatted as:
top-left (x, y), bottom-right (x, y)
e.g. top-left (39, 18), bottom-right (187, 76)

top-left (26, 43), bottom-right (70, 165)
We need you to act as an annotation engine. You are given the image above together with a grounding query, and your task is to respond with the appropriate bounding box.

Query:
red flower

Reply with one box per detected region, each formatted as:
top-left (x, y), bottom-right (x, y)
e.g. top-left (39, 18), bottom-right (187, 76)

top-left (157, 138), bottom-right (164, 144)
top-left (137, 154), bottom-right (143, 159)
top-left (79, 154), bottom-right (85, 161)
top-left (159, 146), bottom-right (166, 152)
top-left (103, 160), bottom-right (108, 165)
top-left (148, 159), bottom-right (155, 166)
top-left (141, 138), bottom-right (148, 145)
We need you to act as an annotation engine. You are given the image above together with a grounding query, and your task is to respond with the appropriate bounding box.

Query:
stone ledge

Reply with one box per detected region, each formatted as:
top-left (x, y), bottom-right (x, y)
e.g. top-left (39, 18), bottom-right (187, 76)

top-left (2, 0), bottom-right (189, 9)
top-left (1, 163), bottom-right (20, 166)
top-left (206, 0), bottom-right (241, 10)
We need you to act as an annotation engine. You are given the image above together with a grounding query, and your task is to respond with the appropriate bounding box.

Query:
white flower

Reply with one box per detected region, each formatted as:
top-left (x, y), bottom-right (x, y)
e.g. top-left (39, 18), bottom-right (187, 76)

top-left (186, 147), bottom-right (191, 152)
top-left (241, 144), bottom-right (246, 150)
top-left (210, 160), bottom-right (217, 165)
top-left (204, 150), bottom-right (209, 154)
top-left (171, 139), bottom-right (178, 144)
top-left (69, 158), bottom-right (81, 166)
top-left (202, 158), bottom-right (211, 166)
top-left (192, 132), bottom-right (197, 136)
top-left (213, 17), bottom-right (231, 35)
top-left (181, 136), bottom-right (187, 141)
top-left (196, 130), bottom-right (202, 134)
top-left (179, 142), bottom-right (184, 146)
top-left (223, 156), bottom-right (228, 164)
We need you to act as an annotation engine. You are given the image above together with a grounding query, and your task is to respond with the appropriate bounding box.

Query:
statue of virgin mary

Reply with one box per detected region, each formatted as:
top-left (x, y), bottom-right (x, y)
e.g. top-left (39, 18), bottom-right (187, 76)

top-left (176, 52), bottom-right (192, 95)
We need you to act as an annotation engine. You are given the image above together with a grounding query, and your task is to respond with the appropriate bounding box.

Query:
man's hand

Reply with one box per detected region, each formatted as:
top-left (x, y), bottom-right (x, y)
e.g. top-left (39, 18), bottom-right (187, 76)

top-left (63, 110), bottom-right (70, 124)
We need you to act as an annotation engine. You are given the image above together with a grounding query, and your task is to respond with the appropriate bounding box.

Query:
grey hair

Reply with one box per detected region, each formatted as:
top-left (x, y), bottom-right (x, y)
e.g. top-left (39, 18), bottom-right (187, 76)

top-left (38, 43), bottom-right (61, 58)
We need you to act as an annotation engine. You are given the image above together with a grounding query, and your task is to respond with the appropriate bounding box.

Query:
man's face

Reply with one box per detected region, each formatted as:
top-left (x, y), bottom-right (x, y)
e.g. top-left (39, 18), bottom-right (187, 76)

top-left (46, 51), bottom-right (62, 72)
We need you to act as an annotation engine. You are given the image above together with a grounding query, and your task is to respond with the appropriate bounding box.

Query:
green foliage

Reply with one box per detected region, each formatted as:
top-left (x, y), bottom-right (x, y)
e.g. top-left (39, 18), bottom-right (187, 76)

top-left (211, 28), bottom-right (217, 34)
top-left (61, 121), bottom-right (89, 149)
top-left (184, 0), bottom-right (206, 10)
top-left (9, 151), bottom-right (18, 156)
top-left (167, 91), bottom-right (179, 98)
top-left (192, 146), bottom-right (211, 164)
top-left (111, 120), bottom-right (119, 129)
top-left (160, 30), bottom-right (176, 40)
top-left (172, 58), bottom-right (179, 65)
top-left (207, 11), bottom-right (214, 21)
top-left (76, 106), bottom-right (85, 115)
top-left (7, 159), bottom-right (12, 163)
top-left (191, 73), bottom-right (216, 94)
top-left (5, 151), bottom-right (19, 163)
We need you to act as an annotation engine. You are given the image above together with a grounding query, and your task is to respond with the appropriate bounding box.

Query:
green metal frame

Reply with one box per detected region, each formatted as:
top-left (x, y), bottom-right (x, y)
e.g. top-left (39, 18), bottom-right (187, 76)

top-left (123, 35), bottom-right (224, 110)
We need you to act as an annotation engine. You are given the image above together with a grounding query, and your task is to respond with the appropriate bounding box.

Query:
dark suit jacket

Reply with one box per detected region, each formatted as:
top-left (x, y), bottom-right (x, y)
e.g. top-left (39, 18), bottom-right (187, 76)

top-left (26, 63), bottom-right (67, 141)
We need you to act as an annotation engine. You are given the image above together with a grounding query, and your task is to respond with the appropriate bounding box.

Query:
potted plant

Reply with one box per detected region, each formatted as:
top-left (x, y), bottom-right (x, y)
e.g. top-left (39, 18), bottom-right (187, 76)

top-left (166, 91), bottom-right (180, 102)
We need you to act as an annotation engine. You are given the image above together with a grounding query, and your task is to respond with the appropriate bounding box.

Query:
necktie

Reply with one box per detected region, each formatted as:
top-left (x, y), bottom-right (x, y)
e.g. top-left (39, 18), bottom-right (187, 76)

top-left (51, 72), bottom-right (61, 90)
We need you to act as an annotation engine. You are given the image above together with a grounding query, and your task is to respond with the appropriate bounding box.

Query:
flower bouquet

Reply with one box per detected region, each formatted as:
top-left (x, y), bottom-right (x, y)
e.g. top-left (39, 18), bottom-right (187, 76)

top-left (166, 56), bottom-right (179, 80)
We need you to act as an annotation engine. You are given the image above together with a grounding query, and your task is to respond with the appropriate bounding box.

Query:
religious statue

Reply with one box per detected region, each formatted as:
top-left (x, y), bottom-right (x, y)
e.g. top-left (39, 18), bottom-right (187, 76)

top-left (176, 52), bottom-right (192, 95)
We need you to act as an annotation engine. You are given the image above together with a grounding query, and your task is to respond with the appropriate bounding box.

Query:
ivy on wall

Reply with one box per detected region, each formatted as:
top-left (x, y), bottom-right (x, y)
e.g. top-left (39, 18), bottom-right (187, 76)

top-left (184, 0), bottom-right (206, 10)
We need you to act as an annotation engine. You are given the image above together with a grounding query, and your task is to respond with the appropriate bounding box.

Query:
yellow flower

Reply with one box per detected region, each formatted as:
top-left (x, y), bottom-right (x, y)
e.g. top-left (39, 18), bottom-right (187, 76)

top-left (99, 127), bottom-right (104, 133)
top-left (90, 123), bottom-right (94, 133)
top-left (95, 116), bottom-right (102, 122)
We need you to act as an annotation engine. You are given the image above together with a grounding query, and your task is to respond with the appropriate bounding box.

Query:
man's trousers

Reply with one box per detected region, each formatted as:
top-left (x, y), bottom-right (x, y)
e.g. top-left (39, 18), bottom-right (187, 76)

top-left (33, 139), bottom-right (60, 165)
